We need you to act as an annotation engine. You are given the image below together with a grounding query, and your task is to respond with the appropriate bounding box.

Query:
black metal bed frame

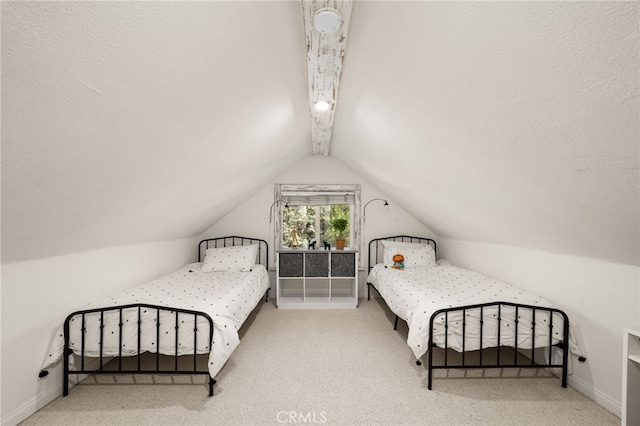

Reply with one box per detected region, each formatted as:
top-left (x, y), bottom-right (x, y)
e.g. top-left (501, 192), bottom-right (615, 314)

top-left (56, 236), bottom-right (269, 397)
top-left (426, 301), bottom-right (569, 390)
top-left (366, 235), bottom-right (437, 301)
top-left (197, 235), bottom-right (269, 268)
top-left (62, 304), bottom-right (216, 396)
top-left (366, 235), bottom-right (573, 390)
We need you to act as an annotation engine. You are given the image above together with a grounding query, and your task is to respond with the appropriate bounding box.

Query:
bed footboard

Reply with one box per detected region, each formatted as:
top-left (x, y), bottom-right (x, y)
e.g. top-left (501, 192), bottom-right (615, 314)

top-left (62, 303), bottom-right (215, 397)
top-left (427, 301), bottom-right (569, 390)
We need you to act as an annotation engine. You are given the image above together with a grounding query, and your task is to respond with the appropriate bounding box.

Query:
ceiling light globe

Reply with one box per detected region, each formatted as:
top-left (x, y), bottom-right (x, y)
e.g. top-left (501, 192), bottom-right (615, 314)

top-left (314, 101), bottom-right (331, 112)
top-left (313, 8), bottom-right (342, 34)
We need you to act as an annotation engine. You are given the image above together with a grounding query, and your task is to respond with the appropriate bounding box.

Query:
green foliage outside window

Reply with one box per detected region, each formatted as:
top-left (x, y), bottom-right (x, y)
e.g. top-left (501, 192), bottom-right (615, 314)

top-left (282, 204), bottom-right (350, 248)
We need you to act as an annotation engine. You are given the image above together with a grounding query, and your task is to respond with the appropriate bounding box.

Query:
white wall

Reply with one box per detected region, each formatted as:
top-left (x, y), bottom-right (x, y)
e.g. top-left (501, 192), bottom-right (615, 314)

top-left (1, 237), bottom-right (196, 426)
top-left (6, 151), bottom-right (631, 422)
top-left (439, 238), bottom-right (640, 416)
top-left (199, 154), bottom-right (435, 295)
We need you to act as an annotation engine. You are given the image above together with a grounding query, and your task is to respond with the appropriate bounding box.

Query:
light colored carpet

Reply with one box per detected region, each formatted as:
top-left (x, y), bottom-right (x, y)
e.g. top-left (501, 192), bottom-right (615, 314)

top-left (21, 298), bottom-right (619, 425)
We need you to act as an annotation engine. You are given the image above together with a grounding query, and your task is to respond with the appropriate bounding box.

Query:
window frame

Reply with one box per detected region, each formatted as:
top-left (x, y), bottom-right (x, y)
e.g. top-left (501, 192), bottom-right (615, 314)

top-left (274, 183), bottom-right (361, 253)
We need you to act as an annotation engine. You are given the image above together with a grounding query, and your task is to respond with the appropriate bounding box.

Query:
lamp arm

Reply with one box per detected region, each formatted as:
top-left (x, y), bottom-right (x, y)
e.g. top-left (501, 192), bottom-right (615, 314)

top-left (269, 199), bottom-right (288, 223)
top-left (363, 198), bottom-right (389, 221)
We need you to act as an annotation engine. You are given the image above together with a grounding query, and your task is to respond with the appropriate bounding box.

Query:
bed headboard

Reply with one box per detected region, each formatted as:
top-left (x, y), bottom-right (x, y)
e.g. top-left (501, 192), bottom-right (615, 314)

top-left (198, 236), bottom-right (269, 269)
top-left (368, 235), bottom-right (437, 273)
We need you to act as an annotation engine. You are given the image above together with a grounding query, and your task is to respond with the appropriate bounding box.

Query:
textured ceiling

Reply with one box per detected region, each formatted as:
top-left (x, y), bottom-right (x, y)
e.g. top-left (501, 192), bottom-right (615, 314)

top-left (2, 1), bottom-right (311, 261)
top-left (2, 1), bottom-right (639, 265)
top-left (333, 1), bottom-right (639, 265)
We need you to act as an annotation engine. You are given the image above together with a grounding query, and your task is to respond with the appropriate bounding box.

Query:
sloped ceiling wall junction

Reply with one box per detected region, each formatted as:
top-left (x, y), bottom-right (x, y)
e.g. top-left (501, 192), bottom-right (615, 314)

top-left (2, 2), bottom-right (638, 266)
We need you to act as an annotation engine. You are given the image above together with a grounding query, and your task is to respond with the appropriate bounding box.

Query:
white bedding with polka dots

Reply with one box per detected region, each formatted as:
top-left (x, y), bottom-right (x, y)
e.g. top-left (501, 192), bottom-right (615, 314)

top-left (368, 261), bottom-right (579, 361)
top-left (42, 262), bottom-right (269, 378)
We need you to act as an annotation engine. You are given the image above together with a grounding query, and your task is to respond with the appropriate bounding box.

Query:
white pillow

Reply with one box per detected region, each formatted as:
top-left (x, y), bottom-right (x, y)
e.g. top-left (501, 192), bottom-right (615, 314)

top-left (382, 243), bottom-right (436, 269)
top-left (201, 245), bottom-right (259, 272)
top-left (381, 240), bottom-right (428, 249)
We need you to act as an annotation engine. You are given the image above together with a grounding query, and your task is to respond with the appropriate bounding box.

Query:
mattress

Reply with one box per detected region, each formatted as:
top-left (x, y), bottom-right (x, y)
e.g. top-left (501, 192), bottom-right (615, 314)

top-left (367, 260), bottom-right (581, 360)
top-left (42, 262), bottom-right (269, 378)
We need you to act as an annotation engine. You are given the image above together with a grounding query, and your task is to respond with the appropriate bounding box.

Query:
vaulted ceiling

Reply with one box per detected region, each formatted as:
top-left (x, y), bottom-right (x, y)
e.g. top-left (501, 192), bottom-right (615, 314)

top-left (2, 1), bottom-right (638, 265)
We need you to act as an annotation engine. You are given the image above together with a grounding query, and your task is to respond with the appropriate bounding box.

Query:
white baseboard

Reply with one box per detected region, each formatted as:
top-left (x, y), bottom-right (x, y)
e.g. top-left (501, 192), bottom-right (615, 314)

top-left (568, 375), bottom-right (621, 418)
top-left (507, 350), bottom-right (621, 418)
top-left (1, 373), bottom-right (92, 426)
top-left (2, 359), bottom-right (99, 426)
top-left (1, 384), bottom-right (61, 426)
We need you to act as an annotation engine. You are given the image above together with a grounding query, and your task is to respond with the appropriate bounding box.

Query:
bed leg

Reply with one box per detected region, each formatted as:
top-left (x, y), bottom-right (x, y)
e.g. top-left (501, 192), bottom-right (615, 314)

top-left (265, 289), bottom-right (270, 303)
top-left (561, 320), bottom-right (569, 388)
top-left (561, 347), bottom-right (569, 388)
top-left (367, 284), bottom-right (370, 301)
top-left (209, 378), bottom-right (216, 397)
top-left (63, 348), bottom-right (70, 397)
top-left (427, 350), bottom-right (433, 390)
top-left (394, 315), bottom-right (399, 330)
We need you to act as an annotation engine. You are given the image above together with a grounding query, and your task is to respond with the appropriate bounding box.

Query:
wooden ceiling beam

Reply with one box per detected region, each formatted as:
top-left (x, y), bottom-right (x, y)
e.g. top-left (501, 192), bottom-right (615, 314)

top-left (302, 0), bottom-right (353, 156)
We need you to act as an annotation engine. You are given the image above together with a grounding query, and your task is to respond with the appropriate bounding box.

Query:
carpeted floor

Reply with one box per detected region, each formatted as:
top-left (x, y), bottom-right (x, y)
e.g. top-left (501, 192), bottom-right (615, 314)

top-left (21, 298), bottom-right (619, 425)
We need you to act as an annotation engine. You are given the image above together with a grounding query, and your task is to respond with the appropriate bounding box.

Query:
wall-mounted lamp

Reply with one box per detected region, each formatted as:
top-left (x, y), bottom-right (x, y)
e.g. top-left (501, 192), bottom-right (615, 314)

top-left (362, 198), bottom-right (389, 268)
top-left (363, 198), bottom-right (389, 223)
top-left (269, 199), bottom-right (289, 223)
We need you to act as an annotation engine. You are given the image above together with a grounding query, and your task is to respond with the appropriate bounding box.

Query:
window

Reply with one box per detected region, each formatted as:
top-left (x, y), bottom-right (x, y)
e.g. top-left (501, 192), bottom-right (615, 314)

top-left (274, 184), bottom-right (361, 250)
top-left (282, 204), bottom-right (350, 248)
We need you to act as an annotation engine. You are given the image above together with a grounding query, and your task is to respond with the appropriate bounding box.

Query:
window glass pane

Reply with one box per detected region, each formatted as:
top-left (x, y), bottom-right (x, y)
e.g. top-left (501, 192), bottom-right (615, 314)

top-left (282, 205), bottom-right (316, 248)
top-left (282, 204), bottom-right (350, 248)
top-left (324, 204), bottom-right (350, 247)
